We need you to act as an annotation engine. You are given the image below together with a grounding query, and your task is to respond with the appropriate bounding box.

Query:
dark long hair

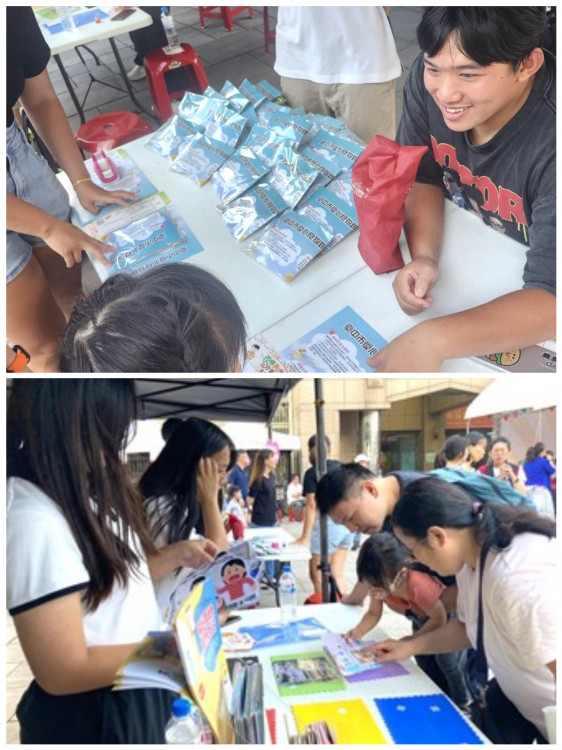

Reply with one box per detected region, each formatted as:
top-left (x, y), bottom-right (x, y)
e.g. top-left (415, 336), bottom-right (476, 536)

top-left (58, 263), bottom-right (247, 373)
top-left (356, 533), bottom-right (409, 590)
top-left (417, 7), bottom-right (547, 70)
top-left (392, 476), bottom-right (555, 551)
top-left (139, 418), bottom-right (235, 544)
top-left (525, 442), bottom-right (546, 463)
top-left (7, 379), bottom-right (155, 612)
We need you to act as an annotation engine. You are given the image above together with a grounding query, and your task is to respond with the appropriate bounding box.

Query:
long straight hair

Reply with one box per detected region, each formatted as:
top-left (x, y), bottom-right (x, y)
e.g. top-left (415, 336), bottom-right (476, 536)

top-left (7, 379), bottom-right (155, 612)
top-left (249, 449), bottom-right (274, 487)
top-left (139, 418), bottom-right (235, 544)
top-left (392, 476), bottom-right (555, 551)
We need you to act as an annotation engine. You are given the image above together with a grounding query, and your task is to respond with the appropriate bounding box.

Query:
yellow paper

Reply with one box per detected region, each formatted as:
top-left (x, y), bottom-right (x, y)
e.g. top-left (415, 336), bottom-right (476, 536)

top-left (293, 699), bottom-right (388, 744)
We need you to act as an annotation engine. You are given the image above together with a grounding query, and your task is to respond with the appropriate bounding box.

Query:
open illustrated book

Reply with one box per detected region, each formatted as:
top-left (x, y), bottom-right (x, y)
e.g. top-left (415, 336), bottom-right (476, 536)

top-left (114, 578), bottom-right (235, 743)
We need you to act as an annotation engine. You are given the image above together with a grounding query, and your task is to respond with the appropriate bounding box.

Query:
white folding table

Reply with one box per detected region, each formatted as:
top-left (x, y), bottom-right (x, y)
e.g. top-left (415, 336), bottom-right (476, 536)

top-left (35, 6), bottom-right (154, 123)
top-left (226, 602), bottom-right (489, 744)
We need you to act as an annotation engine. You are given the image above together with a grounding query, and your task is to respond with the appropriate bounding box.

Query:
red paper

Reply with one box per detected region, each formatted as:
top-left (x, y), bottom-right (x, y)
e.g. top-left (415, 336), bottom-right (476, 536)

top-left (352, 135), bottom-right (428, 274)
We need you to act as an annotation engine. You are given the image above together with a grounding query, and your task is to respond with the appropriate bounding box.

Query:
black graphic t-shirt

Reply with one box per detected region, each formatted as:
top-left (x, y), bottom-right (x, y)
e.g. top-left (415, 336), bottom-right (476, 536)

top-left (397, 51), bottom-right (556, 297)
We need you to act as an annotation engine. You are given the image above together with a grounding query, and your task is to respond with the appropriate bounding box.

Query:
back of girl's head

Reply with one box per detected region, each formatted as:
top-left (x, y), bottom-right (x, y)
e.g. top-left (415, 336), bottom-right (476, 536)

top-left (356, 533), bottom-right (409, 589)
top-left (467, 431), bottom-right (486, 448)
top-left (7, 379), bottom-right (154, 611)
top-left (525, 441), bottom-right (546, 462)
top-left (59, 264), bottom-right (247, 373)
top-left (139, 417), bottom-right (235, 543)
top-left (440, 435), bottom-right (469, 462)
top-left (392, 476), bottom-right (555, 551)
top-left (417, 7), bottom-right (547, 70)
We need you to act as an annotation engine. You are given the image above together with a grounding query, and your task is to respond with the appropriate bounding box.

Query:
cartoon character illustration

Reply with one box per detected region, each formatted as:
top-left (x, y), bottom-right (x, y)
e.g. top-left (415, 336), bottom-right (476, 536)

top-left (246, 343), bottom-right (260, 360)
top-left (216, 557), bottom-right (257, 603)
top-left (486, 350), bottom-right (521, 367)
top-left (292, 348), bottom-right (307, 361)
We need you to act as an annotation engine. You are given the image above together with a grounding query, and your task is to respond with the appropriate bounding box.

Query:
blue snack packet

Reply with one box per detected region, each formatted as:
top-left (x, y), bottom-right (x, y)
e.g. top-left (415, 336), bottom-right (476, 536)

top-left (299, 188), bottom-right (358, 252)
top-left (247, 209), bottom-right (332, 281)
top-left (253, 79), bottom-right (283, 101)
top-left (267, 112), bottom-right (314, 149)
top-left (106, 210), bottom-right (183, 271)
top-left (203, 103), bottom-right (249, 148)
top-left (302, 130), bottom-right (365, 173)
top-left (220, 80), bottom-right (251, 113)
top-left (145, 115), bottom-right (201, 160)
top-left (177, 91), bottom-right (223, 127)
top-left (325, 170), bottom-right (355, 207)
top-left (238, 79), bottom-right (268, 109)
top-left (266, 146), bottom-right (321, 209)
top-left (255, 101), bottom-right (293, 127)
top-left (246, 124), bottom-right (298, 167)
top-left (170, 135), bottom-right (235, 186)
top-left (221, 182), bottom-right (287, 241)
top-left (213, 146), bottom-right (270, 207)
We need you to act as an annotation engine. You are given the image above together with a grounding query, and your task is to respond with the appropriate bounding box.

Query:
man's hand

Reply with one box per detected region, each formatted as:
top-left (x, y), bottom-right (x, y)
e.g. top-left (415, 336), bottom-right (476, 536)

top-left (74, 180), bottom-right (137, 215)
top-left (42, 218), bottom-right (115, 268)
top-left (367, 322), bottom-right (445, 373)
top-left (392, 257), bottom-right (440, 315)
top-left (168, 538), bottom-right (218, 569)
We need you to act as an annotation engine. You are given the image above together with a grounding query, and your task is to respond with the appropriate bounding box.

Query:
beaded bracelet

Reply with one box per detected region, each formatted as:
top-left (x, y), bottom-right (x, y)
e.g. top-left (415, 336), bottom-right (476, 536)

top-left (72, 176), bottom-right (92, 188)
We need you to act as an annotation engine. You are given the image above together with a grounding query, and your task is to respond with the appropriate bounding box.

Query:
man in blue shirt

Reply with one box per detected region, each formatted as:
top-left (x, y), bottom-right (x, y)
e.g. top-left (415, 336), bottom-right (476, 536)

top-left (227, 450), bottom-right (250, 501)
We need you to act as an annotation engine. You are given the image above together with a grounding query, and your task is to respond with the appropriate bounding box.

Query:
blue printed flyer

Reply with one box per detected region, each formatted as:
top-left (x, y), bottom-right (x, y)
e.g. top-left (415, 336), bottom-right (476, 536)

top-left (280, 306), bottom-right (388, 373)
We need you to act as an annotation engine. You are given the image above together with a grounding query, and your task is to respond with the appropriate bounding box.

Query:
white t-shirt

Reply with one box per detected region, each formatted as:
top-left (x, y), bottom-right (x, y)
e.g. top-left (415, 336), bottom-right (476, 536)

top-left (456, 533), bottom-right (557, 738)
top-left (274, 7), bottom-right (402, 85)
top-left (7, 477), bottom-right (164, 646)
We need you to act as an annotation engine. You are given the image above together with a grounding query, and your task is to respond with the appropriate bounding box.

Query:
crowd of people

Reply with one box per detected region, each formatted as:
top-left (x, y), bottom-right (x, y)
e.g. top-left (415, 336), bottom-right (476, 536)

top-left (6, 6), bottom-right (556, 373)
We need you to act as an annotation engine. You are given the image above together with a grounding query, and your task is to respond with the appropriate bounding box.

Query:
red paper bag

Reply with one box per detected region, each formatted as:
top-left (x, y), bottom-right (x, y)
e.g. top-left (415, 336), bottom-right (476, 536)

top-left (352, 135), bottom-right (428, 274)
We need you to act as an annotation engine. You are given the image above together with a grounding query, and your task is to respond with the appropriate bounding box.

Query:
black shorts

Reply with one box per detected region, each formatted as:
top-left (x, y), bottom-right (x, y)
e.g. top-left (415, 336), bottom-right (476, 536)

top-left (17, 680), bottom-right (176, 744)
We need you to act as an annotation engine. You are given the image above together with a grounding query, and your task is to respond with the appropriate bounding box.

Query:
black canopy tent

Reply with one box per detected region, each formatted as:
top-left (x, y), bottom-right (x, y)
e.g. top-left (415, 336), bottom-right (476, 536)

top-left (134, 377), bottom-right (332, 602)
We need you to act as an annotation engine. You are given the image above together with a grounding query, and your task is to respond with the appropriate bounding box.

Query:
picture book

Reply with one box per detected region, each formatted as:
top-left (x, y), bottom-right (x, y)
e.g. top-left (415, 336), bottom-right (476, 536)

top-left (271, 651), bottom-right (345, 696)
top-left (230, 657), bottom-right (265, 743)
top-left (239, 617), bottom-right (329, 649)
top-left (159, 541), bottom-right (263, 624)
top-left (322, 634), bottom-right (409, 683)
top-left (174, 579), bottom-right (235, 744)
top-left (114, 580), bottom-right (234, 744)
top-left (292, 698), bottom-right (388, 745)
top-left (280, 306), bottom-right (388, 373)
top-left (374, 694), bottom-right (483, 744)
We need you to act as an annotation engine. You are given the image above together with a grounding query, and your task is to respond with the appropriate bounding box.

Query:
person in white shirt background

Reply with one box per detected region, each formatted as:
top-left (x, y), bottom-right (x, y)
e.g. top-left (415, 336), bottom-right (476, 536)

top-left (274, 6), bottom-right (402, 142)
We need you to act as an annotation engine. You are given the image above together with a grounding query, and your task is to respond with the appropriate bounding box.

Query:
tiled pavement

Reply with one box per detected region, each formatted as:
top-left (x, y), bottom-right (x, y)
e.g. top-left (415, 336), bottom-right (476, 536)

top-left (6, 519), bottom-right (411, 743)
top-left (7, 8), bottom-right (423, 740)
top-left (45, 6), bottom-right (424, 133)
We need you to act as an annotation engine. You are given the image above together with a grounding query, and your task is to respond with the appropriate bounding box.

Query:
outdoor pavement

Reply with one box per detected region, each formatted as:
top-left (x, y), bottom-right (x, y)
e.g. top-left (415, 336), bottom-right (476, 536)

top-left (46, 6), bottom-right (424, 134)
top-left (7, 8), bottom-right (424, 740)
top-left (5, 518), bottom-right (411, 744)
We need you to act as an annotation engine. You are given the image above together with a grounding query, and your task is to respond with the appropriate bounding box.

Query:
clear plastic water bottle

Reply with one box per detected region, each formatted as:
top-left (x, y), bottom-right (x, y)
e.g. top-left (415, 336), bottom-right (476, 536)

top-left (279, 563), bottom-right (298, 625)
top-left (160, 7), bottom-right (182, 55)
top-left (165, 698), bottom-right (202, 744)
top-left (56, 6), bottom-right (75, 31)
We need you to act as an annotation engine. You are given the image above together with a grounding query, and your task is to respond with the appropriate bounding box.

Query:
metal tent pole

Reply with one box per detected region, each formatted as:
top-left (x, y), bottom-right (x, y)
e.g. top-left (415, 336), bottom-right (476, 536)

top-left (313, 379), bottom-right (330, 603)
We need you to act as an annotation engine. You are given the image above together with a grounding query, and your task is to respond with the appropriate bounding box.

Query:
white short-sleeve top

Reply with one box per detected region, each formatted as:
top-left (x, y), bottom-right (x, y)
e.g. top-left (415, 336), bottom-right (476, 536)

top-left (7, 477), bottom-right (164, 646)
top-left (457, 533), bottom-right (557, 738)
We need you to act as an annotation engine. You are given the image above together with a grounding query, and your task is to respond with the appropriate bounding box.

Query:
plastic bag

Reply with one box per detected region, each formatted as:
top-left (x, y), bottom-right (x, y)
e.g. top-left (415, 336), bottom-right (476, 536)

top-left (351, 135), bottom-right (427, 274)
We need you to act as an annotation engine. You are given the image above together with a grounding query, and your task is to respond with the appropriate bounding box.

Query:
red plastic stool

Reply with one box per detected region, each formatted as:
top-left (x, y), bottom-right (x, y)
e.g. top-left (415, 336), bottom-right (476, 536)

top-left (198, 6), bottom-right (254, 32)
top-left (144, 43), bottom-right (209, 122)
top-left (75, 111), bottom-right (152, 153)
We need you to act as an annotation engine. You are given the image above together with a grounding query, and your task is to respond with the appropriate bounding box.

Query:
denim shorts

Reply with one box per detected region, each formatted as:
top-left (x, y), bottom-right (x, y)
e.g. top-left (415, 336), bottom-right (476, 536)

top-left (310, 516), bottom-right (352, 556)
top-left (6, 121), bottom-right (70, 282)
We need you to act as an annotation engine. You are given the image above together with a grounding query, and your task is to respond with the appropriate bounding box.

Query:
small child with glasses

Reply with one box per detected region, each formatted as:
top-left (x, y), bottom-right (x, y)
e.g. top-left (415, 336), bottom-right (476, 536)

top-left (345, 532), bottom-right (471, 708)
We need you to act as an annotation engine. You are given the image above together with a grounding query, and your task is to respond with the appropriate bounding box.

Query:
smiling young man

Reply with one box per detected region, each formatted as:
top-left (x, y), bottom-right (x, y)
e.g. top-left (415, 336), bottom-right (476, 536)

top-left (368, 8), bottom-right (555, 372)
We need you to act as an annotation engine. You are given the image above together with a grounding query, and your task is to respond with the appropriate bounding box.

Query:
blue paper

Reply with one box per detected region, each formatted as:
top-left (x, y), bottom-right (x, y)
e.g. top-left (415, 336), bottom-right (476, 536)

top-left (375, 694), bottom-right (483, 744)
top-left (43, 8), bottom-right (109, 34)
top-left (239, 617), bottom-right (328, 648)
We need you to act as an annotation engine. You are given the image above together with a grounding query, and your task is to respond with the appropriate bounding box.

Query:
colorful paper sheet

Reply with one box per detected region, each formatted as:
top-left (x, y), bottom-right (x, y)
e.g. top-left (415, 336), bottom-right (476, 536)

top-left (374, 694), bottom-right (483, 744)
top-left (271, 651), bottom-right (345, 696)
top-left (293, 699), bottom-right (388, 745)
top-left (238, 617), bottom-right (328, 649)
top-left (323, 633), bottom-right (409, 683)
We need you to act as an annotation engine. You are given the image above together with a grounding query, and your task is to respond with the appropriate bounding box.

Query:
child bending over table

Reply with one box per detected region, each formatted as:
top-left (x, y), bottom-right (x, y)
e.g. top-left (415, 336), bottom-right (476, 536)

top-left (346, 532), bottom-right (471, 708)
top-left (58, 263), bottom-right (247, 372)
